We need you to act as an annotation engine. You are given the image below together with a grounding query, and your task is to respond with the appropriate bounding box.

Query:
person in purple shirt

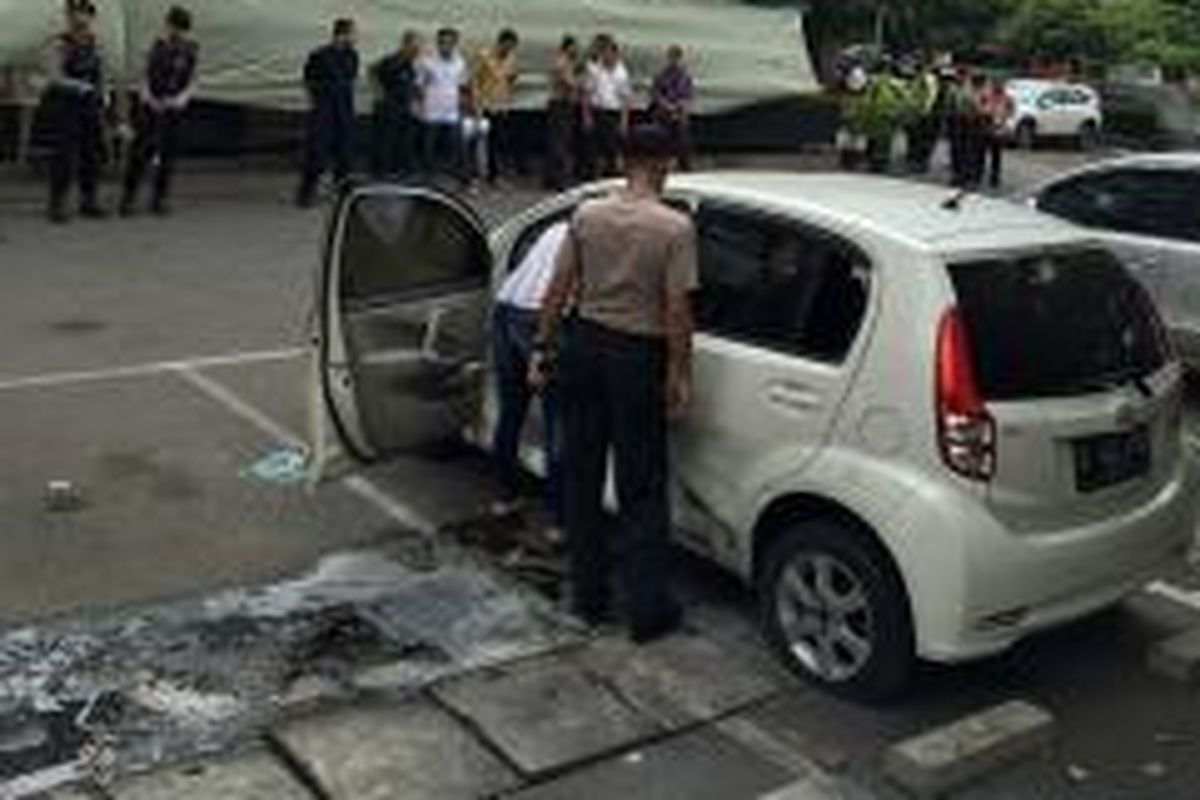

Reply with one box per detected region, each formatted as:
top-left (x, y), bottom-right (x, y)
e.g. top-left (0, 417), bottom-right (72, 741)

top-left (649, 45), bottom-right (695, 171)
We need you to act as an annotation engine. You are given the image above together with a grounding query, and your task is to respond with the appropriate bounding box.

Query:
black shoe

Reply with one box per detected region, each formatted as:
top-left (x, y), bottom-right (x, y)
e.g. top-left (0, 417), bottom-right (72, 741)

top-left (47, 206), bottom-right (70, 224)
top-left (151, 199), bottom-right (171, 217)
top-left (630, 606), bottom-right (683, 645)
top-left (119, 198), bottom-right (137, 217)
top-left (79, 204), bottom-right (108, 220)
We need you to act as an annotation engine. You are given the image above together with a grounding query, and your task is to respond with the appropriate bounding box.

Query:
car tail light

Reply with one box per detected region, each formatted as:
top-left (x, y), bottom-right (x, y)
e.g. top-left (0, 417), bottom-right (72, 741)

top-left (936, 308), bottom-right (995, 481)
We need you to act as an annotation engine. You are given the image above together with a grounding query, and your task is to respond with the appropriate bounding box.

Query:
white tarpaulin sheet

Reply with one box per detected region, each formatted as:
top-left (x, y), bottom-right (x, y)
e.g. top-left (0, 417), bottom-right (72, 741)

top-left (0, 0), bottom-right (816, 110)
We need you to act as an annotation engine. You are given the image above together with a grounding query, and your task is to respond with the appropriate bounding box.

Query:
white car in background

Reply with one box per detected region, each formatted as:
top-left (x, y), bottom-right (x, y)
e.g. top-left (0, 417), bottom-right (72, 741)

top-left (1005, 79), bottom-right (1104, 149)
top-left (1033, 153), bottom-right (1200, 368)
top-left (310, 174), bottom-right (1194, 701)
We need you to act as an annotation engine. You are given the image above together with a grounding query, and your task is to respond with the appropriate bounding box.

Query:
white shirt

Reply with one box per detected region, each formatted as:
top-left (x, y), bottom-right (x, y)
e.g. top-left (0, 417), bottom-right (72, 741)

top-left (496, 222), bottom-right (569, 310)
top-left (587, 60), bottom-right (632, 111)
top-left (419, 52), bottom-right (467, 123)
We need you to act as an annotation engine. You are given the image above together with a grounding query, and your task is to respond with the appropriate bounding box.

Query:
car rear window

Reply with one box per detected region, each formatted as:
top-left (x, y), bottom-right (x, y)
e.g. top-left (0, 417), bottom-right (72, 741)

top-left (948, 249), bottom-right (1168, 401)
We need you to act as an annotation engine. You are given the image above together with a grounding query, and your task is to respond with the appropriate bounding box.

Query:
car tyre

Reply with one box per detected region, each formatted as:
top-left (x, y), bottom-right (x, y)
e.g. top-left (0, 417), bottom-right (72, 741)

top-left (1078, 120), bottom-right (1100, 151)
top-left (1015, 119), bottom-right (1037, 150)
top-left (759, 518), bottom-right (915, 703)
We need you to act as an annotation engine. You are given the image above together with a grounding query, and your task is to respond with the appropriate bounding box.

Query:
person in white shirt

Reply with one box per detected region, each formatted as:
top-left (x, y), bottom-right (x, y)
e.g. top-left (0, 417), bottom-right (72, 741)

top-left (583, 34), bottom-right (633, 178)
top-left (418, 27), bottom-right (471, 181)
top-left (490, 221), bottom-right (569, 536)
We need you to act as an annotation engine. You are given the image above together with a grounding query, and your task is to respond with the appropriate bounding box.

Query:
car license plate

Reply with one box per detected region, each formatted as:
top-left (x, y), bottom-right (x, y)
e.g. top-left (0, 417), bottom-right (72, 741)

top-left (1074, 426), bottom-right (1151, 493)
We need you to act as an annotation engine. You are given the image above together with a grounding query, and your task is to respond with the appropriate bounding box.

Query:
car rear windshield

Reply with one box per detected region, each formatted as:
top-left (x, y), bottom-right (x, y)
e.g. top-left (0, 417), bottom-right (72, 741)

top-left (948, 248), bottom-right (1168, 401)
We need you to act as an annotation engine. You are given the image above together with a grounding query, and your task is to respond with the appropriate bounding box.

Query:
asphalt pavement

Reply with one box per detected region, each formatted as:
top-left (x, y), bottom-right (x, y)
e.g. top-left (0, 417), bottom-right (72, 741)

top-left (1, 148), bottom-right (1200, 800)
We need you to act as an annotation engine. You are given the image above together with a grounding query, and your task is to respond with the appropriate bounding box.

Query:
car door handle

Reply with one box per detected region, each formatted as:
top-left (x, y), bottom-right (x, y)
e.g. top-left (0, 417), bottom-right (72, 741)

top-left (765, 382), bottom-right (822, 413)
top-left (421, 307), bottom-right (449, 361)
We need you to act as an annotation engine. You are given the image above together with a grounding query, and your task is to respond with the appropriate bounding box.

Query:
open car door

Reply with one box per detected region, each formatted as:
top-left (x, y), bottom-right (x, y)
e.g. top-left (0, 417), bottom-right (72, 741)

top-left (316, 184), bottom-right (492, 467)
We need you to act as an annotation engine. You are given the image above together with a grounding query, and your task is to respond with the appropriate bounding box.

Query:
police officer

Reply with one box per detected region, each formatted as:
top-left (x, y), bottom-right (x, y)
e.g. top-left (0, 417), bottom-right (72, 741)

top-left (370, 29), bottom-right (422, 178)
top-left (532, 124), bottom-right (697, 644)
top-left (297, 18), bottom-right (359, 208)
top-left (120, 6), bottom-right (198, 216)
top-left (45, 0), bottom-right (106, 223)
top-left (904, 58), bottom-right (940, 174)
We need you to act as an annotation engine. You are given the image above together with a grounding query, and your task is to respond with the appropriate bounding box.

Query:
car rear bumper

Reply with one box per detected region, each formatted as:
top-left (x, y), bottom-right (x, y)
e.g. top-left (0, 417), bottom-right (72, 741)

top-left (908, 457), bottom-right (1198, 663)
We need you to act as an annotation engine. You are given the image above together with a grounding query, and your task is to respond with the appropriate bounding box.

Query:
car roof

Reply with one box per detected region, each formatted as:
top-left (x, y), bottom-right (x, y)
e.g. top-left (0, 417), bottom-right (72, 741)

top-left (667, 172), bottom-right (1083, 253)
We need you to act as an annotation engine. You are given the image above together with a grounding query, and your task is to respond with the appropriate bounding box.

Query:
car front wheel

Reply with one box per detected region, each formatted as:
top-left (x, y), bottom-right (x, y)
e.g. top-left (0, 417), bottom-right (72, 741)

top-left (759, 519), bottom-right (915, 703)
top-left (1015, 119), bottom-right (1037, 150)
top-left (1078, 120), bottom-right (1100, 151)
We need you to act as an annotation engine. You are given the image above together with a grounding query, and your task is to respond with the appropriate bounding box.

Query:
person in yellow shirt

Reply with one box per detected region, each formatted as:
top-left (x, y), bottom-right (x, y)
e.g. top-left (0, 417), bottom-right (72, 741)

top-left (473, 29), bottom-right (521, 184)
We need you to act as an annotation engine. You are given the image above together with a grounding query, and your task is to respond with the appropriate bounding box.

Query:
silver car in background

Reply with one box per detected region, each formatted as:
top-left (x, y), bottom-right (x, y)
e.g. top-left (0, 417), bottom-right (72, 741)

top-left (1032, 153), bottom-right (1200, 367)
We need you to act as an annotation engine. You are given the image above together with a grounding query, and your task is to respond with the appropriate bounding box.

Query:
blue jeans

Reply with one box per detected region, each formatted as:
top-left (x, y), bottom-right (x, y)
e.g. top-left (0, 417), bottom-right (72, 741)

top-left (491, 304), bottom-right (563, 524)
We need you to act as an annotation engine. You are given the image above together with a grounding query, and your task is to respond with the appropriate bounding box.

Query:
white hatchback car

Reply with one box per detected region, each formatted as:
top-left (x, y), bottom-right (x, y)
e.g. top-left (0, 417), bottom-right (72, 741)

top-left (311, 174), bottom-right (1195, 701)
top-left (1032, 153), bottom-right (1200, 368)
top-left (1005, 79), bottom-right (1103, 149)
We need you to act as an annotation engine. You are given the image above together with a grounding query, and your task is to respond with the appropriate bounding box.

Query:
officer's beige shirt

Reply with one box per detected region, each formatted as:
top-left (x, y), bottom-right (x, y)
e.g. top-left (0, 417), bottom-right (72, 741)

top-left (557, 192), bottom-right (698, 338)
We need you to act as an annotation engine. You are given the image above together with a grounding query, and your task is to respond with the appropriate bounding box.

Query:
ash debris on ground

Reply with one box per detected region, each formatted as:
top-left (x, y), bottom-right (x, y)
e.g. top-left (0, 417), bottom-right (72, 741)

top-left (0, 549), bottom-right (576, 796)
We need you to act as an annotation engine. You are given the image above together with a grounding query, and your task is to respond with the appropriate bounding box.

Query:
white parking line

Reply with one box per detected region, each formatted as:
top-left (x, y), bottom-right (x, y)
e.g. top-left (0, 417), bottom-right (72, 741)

top-left (342, 476), bottom-right (437, 536)
top-left (172, 365), bottom-right (437, 537)
top-left (0, 347), bottom-right (305, 393)
top-left (173, 366), bottom-right (301, 448)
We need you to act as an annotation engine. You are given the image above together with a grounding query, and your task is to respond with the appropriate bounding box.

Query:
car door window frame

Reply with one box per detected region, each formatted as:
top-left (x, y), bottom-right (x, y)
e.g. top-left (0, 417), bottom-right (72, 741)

top-left (693, 201), bottom-right (872, 365)
top-left (332, 184), bottom-right (491, 311)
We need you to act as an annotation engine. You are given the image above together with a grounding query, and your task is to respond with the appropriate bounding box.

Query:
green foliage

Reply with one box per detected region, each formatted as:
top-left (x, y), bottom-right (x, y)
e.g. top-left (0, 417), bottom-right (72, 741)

top-left (754, 0), bottom-right (1200, 75)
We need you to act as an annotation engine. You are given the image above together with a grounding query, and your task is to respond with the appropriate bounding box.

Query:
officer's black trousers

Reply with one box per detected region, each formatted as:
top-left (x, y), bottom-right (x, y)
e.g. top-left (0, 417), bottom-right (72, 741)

top-left (46, 90), bottom-right (103, 212)
top-left (298, 106), bottom-right (353, 204)
top-left (123, 105), bottom-right (181, 207)
top-left (559, 318), bottom-right (678, 631)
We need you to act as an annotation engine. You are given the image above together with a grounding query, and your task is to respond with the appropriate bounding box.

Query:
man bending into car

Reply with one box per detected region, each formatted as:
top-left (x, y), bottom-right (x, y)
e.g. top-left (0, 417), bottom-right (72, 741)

top-left (531, 124), bottom-right (697, 644)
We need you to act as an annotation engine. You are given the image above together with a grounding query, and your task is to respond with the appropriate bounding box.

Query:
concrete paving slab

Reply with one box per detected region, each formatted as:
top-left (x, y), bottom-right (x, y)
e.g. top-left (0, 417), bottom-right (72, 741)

top-left (112, 750), bottom-right (308, 800)
top-left (578, 630), bottom-right (784, 729)
top-left (434, 655), bottom-right (661, 777)
top-left (277, 700), bottom-right (519, 800)
top-left (509, 725), bottom-right (795, 800)
top-left (882, 701), bottom-right (1055, 799)
top-left (1148, 627), bottom-right (1200, 684)
top-left (0, 373), bottom-right (394, 625)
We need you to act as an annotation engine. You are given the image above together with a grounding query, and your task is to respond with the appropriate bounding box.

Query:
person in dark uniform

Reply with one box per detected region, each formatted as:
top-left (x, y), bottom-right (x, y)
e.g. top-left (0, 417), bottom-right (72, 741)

top-left (120, 6), bottom-right (198, 216)
top-left (370, 29), bottom-right (421, 178)
top-left (297, 18), bottom-right (359, 208)
top-left (44, 0), bottom-right (106, 223)
top-left (532, 124), bottom-right (697, 644)
top-left (544, 35), bottom-right (582, 190)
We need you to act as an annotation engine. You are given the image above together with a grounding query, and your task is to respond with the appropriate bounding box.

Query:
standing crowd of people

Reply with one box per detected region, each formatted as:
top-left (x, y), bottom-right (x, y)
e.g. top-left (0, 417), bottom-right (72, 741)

top-left (300, 19), bottom-right (696, 203)
top-left (43, 0), bottom-right (198, 222)
top-left (837, 54), bottom-right (1014, 188)
top-left (39, 3), bottom-right (698, 218)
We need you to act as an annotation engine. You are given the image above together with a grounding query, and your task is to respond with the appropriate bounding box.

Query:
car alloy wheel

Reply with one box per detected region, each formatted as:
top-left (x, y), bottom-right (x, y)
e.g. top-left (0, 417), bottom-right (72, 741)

top-left (759, 519), bottom-right (914, 702)
top-left (774, 551), bottom-right (874, 682)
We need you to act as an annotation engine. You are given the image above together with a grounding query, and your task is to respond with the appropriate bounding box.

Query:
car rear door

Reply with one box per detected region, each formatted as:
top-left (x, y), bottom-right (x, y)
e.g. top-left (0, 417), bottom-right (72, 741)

top-left (948, 247), bottom-right (1181, 533)
top-left (671, 202), bottom-right (872, 565)
top-left (1036, 89), bottom-right (1074, 136)
top-left (314, 183), bottom-right (491, 468)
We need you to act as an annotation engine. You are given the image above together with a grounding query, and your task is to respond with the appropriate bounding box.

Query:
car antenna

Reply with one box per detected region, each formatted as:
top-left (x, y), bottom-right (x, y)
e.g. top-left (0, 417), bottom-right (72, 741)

top-left (941, 189), bottom-right (970, 211)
